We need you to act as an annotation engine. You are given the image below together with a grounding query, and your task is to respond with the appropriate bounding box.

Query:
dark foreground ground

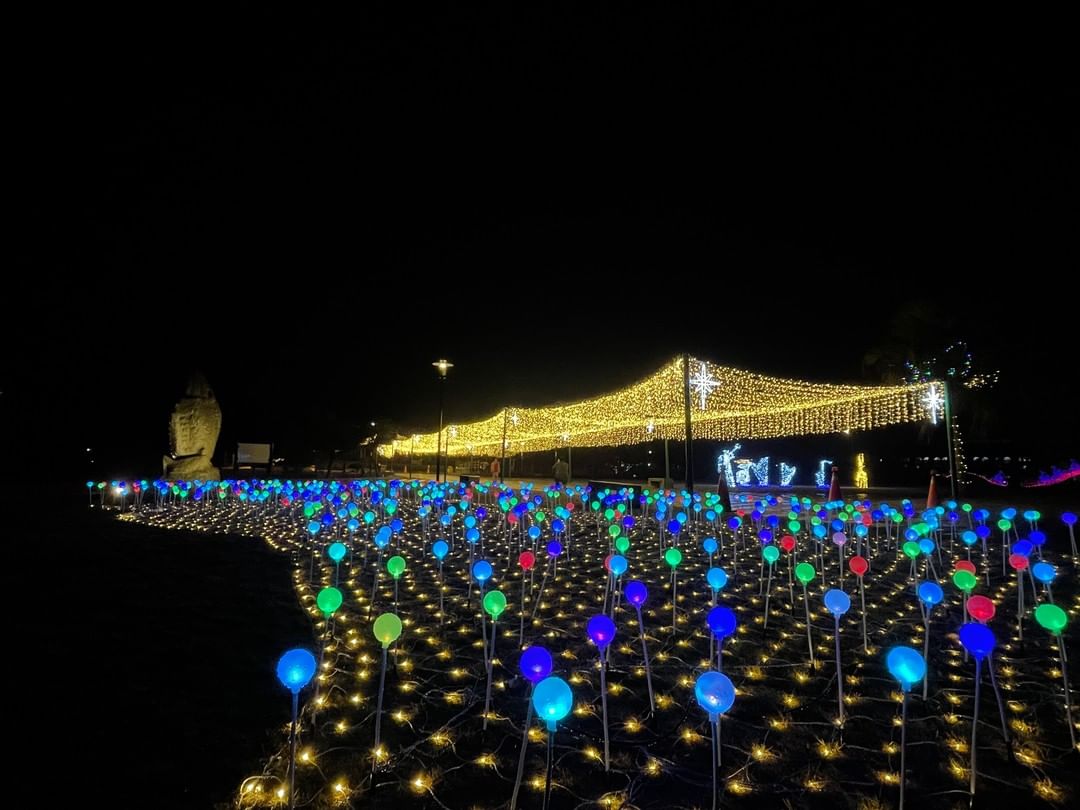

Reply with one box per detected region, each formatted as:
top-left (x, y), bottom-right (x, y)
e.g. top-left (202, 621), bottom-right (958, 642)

top-left (16, 502), bottom-right (310, 809)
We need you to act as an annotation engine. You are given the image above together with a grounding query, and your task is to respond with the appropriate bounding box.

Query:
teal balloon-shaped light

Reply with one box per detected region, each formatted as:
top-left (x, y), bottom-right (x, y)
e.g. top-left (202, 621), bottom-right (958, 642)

top-left (886, 646), bottom-right (926, 691)
top-left (532, 676), bottom-right (573, 731)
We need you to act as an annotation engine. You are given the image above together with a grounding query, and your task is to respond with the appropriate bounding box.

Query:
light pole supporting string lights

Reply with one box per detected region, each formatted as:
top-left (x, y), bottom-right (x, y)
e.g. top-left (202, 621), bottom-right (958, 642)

top-left (433, 359), bottom-right (453, 482)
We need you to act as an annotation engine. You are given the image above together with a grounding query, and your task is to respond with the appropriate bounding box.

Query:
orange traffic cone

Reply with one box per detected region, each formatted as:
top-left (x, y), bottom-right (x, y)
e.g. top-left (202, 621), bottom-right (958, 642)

top-left (926, 472), bottom-right (939, 509)
top-left (828, 466), bottom-right (841, 503)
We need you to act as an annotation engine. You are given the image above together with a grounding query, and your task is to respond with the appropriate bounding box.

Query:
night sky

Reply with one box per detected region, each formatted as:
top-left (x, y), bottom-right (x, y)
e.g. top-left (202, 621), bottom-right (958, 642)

top-left (8, 11), bottom-right (1077, 480)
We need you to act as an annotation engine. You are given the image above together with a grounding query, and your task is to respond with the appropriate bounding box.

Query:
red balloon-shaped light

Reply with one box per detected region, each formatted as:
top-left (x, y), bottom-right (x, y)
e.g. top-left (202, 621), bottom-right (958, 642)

top-left (519, 550), bottom-right (535, 570)
top-left (954, 560), bottom-right (976, 575)
top-left (1008, 553), bottom-right (1029, 571)
top-left (780, 535), bottom-right (796, 553)
top-left (967, 595), bottom-right (995, 623)
top-left (603, 553), bottom-right (613, 572)
top-left (849, 555), bottom-right (868, 577)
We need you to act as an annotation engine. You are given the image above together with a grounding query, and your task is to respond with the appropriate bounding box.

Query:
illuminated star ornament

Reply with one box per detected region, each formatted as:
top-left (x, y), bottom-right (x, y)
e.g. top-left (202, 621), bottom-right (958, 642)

top-left (924, 384), bottom-right (944, 425)
top-left (689, 362), bottom-right (720, 410)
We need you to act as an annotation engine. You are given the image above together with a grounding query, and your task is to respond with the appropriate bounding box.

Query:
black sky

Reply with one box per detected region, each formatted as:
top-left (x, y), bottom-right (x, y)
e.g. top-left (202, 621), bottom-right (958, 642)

top-left (8, 9), bottom-right (1078, 478)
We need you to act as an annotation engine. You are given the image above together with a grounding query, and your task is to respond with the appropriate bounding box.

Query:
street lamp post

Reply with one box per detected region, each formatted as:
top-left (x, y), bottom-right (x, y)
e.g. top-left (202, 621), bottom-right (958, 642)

top-left (433, 359), bottom-right (453, 482)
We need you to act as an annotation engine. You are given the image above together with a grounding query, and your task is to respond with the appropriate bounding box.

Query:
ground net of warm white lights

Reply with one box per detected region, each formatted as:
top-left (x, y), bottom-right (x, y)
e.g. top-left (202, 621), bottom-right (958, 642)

top-left (122, 479), bottom-right (1078, 810)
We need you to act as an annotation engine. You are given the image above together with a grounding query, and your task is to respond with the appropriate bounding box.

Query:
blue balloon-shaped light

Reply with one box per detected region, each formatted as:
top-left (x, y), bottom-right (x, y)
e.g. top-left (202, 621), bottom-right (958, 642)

top-left (520, 646), bottom-right (553, 684)
top-left (546, 540), bottom-right (563, 557)
top-left (666, 519), bottom-right (681, 534)
top-left (706, 567), bottom-right (728, 592)
top-left (587, 614), bottom-right (616, 649)
top-left (1063, 512), bottom-right (1077, 526)
top-left (432, 539), bottom-right (449, 560)
top-left (276, 648), bottom-right (317, 694)
top-left (1012, 539), bottom-right (1033, 557)
top-left (703, 537), bottom-right (718, 555)
top-left (624, 580), bottom-right (648, 607)
top-left (961, 530), bottom-right (977, 547)
top-left (609, 554), bottom-right (628, 577)
top-left (1031, 561), bottom-right (1055, 584)
top-left (694, 671), bottom-right (735, 718)
top-left (707, 605), bottom-right (737, 639)
top-left (824, 589), bottom-right (851, 617)
top-left (533, 676), bottom-right (573, 731)
top-left (528, 526), bottom-right (542, 541)
top-left (466, 527), bottom-right (480, 544)
top-left (886, 646), bottom-right (926, 691)
top-left (306, 520), bottom-right (321, 536)
top-left (917, 581), bottom-right (944, 607)
top-left (1028, 530), bottom-right (1046, 547)
top-left (958, 622), bottom-right (996, 661)
top-left (918, 538), bottom-right (935, 556)
top-left (375, 526), bottom-right (391, 548)
top-left (473, 560), bottom-right (493, 584)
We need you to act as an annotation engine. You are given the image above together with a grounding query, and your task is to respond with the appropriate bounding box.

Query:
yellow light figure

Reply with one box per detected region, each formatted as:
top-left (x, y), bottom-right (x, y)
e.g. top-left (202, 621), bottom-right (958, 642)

top-left (854, 453), bottom-right (869, 489)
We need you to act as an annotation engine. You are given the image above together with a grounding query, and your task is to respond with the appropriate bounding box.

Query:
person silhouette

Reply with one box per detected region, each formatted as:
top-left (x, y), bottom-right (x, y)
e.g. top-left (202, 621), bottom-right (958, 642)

top-left (552, 454), bottom-right (569, 485)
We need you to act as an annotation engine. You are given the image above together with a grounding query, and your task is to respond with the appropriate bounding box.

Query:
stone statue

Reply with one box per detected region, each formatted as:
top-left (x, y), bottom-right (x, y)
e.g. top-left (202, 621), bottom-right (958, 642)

top-left (163, 372), bottom-right (222, 480)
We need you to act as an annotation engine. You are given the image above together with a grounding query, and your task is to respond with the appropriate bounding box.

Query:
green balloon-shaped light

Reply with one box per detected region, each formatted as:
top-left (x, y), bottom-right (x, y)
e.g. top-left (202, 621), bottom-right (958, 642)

top-left (608, 524), bottom-right (621, 538)
top-left (763, 545), bottom-right (780, 564)
top-left (317, 586), bottom-right (343, 617)
top-left (373, 612), bottom-right (403, 648)
top-left (1034, 603), bottom-right (1067, 634)
top-left (387, 555), bottom-right (406, 579)
top-left (952, 570), bottom-right (977, 593)
top-left (795, 562), bottom-right (815, 585)
top-left (664, 547), bottom-right (683, 568)
top-left (902, 541), bottom-right (921, 560)
top-left (483, 589), bottom-right (508, 619)
top-left (615, 536), bottom-right (630, 554)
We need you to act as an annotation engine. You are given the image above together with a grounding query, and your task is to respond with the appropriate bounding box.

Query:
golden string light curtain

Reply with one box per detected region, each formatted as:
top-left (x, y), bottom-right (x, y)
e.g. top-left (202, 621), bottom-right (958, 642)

top-left (382, 357), bottom-right (935, 458)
